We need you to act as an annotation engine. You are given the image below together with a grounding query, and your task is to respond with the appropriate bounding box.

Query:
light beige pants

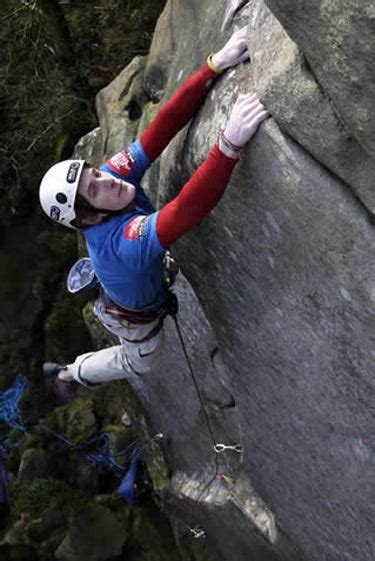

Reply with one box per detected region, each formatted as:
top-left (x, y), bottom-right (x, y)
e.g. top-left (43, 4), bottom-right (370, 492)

top-left (71, 300), bottom-right (165, 387)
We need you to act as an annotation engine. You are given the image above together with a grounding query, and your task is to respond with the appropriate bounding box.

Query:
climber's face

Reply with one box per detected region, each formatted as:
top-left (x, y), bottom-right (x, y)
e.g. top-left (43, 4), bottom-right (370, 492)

top-left (78, 166), bottom-right (136, 212)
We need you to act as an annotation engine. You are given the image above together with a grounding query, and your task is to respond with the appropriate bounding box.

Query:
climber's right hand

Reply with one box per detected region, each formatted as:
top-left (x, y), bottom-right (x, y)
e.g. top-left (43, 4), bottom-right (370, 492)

top-left (211, 27), bottom-right (249, 71)
top-left (223, 94), bottom-right (269, 154)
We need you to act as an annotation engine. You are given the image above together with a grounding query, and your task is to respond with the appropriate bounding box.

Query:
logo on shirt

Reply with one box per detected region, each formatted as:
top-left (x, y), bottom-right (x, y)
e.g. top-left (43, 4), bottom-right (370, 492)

top-left (108, 150), bottom-right (135, 176)
top-left (124, 215), bottom-right (149, 240)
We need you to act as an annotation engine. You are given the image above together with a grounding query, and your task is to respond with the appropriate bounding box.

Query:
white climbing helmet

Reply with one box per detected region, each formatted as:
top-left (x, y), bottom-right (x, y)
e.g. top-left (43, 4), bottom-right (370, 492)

top-left (39, 159), bottom-right (86, 229)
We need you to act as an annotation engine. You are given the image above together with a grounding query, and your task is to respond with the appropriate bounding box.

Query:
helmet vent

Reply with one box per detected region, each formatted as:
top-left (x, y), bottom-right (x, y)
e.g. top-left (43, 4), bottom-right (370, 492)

top-left (56, 192), bottom-right (68, 204)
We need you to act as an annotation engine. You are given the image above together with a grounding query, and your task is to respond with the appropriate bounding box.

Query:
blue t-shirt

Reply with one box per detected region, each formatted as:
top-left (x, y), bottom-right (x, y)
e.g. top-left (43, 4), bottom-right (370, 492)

top-left (83, 139), bottom-right (167, 311)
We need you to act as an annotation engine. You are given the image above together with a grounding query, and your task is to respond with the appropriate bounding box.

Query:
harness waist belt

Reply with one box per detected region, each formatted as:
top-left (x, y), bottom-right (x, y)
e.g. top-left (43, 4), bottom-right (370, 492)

top-left (100, 289), bottom-right (165, 324)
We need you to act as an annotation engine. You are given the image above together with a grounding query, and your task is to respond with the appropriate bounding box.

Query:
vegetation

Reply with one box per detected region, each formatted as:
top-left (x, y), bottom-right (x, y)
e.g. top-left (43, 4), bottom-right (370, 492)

top-left (0, 0), bottom-right (166, 397)
top-left (0, 4), bottom-right (184, 557)
top-left (10, 477), bottom-right (86, 522)
top-left (0, 0), bottom-right (166, 224)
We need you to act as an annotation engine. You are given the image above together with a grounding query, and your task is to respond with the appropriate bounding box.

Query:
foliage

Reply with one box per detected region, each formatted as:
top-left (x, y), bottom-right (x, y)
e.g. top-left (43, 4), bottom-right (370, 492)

top-left (0, 0), bottom-right (165, 376)
top-left (0, 0), bottom-right (92, 224)
top-left (44, 291), bottom-right (93, 363)
top-left (64, 0), bottom-right (166, 85)
top-left (0, 0), bottom-right (165, 223)
top-left (10, 477), bottom-right (87, 521)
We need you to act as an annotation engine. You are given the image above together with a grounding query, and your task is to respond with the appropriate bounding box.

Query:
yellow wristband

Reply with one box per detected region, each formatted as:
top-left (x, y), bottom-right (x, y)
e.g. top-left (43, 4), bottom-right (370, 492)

top-left (207, 53), bottom-right (223, 74)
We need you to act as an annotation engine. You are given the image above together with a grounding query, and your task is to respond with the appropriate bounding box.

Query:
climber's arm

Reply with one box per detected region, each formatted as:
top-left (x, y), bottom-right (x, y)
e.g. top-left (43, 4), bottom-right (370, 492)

top-left (156, 144), bottom-right (237, 246)
top-left (140, 64), bottom-right (219, 162)
top-left (140, 27), bottom-right (250, 162)
top-left (156, 93), bottom-right (269, 247)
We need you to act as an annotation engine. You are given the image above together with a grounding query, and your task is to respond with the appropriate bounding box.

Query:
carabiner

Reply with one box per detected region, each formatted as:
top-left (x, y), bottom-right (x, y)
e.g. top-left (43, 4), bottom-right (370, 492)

top-left (214, 443), bottom-right (243, 454)
top-left (190, 526), bottom-right (206, 539)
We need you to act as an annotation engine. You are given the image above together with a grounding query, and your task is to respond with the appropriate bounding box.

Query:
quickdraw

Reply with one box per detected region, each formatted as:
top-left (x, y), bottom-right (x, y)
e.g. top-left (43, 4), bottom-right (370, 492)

top-left (213, 443), bottom-right (243, 454)
top-left (189, 526), bottom-right (206, 540)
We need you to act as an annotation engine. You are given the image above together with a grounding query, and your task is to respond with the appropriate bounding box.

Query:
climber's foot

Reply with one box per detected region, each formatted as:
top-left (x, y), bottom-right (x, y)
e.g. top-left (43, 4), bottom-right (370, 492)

top-left (43, 362), bottom-right (75, 403)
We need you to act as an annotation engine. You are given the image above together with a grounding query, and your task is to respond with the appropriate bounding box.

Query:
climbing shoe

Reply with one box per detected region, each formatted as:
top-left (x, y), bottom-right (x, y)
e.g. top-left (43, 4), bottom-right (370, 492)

top-left (43, 362), bottom-right (75, 404)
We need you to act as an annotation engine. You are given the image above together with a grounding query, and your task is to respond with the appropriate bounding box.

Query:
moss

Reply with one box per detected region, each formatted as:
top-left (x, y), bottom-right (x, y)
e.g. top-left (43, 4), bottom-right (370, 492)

top-left (90, 379), bottom-right (171, 493)
top-left (9, 477), bottom-right (86, 522)
top-left (54, 134), bottom-right (70, 161)
top-left (6, 428), bottom-right (25, 448)
top-left (55, 502), bottom-right (126, 561)
top-left (130, 502), bottom-right (185, 561)
top-left (62, 397), bottom-right (97, 444)
top-left (92, 381), bottom-right (136, 423)
top-left (38, 528), bottom-right (67, 561)
top-left (64, 0), bottom-right (166, 84)
top-left (101, 424), bottom-right (134, 470)
top-left (93, 381), bottom-right (171, 491)
top-left (31, 260), bottom-right (60, 305)
top-left (31, 228), bottom-right (77, 310)
top-left (0, 543), bottom-right (38, 561)
top-left (44, 291), bottom-right (92, 364)
top-left (38, 229), bottom-right (77, 268)
top-left (0, 252), bottom-right (28, 305)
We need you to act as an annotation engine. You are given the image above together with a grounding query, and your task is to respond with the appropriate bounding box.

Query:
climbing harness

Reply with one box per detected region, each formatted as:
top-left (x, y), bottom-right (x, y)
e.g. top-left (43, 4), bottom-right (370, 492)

top-left (67, 254), bottom-right (179, 344)
top-left (101, 251), bottom-right (179, 327)
top-left (66, 254), bottom-right (175, 346)
top-left (100, 289), bottom-right (166, 324)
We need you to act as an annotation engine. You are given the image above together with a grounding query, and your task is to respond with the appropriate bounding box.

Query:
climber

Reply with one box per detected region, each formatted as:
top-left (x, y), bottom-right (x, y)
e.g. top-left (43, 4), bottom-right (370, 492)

top-left (39, 27), bottom-right (269, 392)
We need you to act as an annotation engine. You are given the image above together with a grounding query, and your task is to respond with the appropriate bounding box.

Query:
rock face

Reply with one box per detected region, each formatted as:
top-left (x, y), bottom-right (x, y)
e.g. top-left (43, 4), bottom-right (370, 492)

top-left (55, 503), bottom-right (126, 561)
top-left (76, 1), bottom-right (375, 560)
top-left (264, 0), bottom-right (375, 158)
top-left (248, 0), bottom-right (375, 213)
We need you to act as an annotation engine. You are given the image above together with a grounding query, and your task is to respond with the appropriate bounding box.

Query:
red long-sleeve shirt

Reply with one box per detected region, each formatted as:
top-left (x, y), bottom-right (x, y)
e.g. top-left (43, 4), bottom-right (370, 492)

top-left (90, 62), bottom-right (239, 310)
top-left (139, 63), bottom-right (239, 246)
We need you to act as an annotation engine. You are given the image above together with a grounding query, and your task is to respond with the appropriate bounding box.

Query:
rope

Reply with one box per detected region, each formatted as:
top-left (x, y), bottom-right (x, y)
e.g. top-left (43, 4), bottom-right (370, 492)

top-left (0, 375), bottom-right (159, 476)
top-left (172, 316), bottom-right (218, 452)
top-left (0, 374), bottom-right (27, 433)
top-left (171, 311), bottom-right (224, 537)
top-left (168, 291), bottom-right (243, 539)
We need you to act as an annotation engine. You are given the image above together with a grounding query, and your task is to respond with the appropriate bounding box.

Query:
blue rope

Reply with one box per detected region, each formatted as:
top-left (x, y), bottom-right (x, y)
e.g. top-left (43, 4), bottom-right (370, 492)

top-left (0, 374), bottom-right (27, 433)
top-left (86, 433), bottom-right (126, 474)
top-left (0, 375), bottom-right (140, 475)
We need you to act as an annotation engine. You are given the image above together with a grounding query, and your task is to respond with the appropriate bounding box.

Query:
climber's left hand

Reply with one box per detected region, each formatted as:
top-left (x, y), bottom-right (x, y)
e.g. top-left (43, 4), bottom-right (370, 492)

top-left (211, 27), bottom-right (249, 71)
